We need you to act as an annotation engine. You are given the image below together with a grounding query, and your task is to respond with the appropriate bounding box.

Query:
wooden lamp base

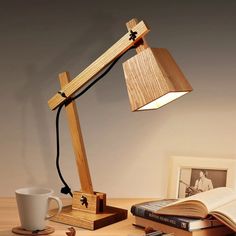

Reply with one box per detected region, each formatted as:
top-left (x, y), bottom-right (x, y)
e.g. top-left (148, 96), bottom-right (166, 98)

top-left (50, 190), bottom-right (127, 230)
top-left (50, 204), bottom-right (127, 230)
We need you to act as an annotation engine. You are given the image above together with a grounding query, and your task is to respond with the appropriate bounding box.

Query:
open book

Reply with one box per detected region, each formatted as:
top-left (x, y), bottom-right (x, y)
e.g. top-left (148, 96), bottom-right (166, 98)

top-left (156, 187), bottom-right (236, 232)
top-left (131, 199), bottom-right (222, 231)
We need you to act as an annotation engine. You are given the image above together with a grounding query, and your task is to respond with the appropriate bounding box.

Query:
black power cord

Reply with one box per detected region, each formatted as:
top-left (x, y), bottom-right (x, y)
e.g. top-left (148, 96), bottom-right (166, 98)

top-left (55, 46), bottom-right (136, 197)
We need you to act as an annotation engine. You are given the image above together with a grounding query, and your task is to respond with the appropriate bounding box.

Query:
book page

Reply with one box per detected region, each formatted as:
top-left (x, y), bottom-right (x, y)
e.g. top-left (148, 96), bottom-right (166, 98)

top-left (210, 199), bottom-right (236, 231)
top-left (183, 187), bottom-right (236, 212)
top-left (161, 187), bottom-right (236, 212)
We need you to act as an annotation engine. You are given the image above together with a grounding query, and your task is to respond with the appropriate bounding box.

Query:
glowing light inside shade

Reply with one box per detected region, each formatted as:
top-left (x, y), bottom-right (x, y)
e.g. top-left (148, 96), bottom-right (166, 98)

top-left (138, 92), bottom-right (188, 110)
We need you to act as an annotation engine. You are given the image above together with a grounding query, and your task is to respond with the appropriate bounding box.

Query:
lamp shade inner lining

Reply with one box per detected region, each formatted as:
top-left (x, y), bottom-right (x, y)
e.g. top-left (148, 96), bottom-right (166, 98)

top-left (138, 91), bottom-right (188, 110)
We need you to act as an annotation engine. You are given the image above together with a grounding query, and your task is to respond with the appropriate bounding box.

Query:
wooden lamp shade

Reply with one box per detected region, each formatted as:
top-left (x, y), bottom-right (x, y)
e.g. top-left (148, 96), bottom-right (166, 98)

top-left (123, 47), bottom-right (193, 111)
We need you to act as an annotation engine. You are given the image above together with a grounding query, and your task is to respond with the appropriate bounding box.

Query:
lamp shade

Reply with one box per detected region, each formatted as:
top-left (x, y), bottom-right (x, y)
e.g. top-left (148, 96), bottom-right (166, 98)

top-left (123, 47), bottom-right (192, 111)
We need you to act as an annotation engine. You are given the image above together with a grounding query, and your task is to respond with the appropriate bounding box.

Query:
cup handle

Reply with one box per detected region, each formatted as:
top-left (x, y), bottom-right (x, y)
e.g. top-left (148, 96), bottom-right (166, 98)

top-left (46, 196), bottom-right (62, 220)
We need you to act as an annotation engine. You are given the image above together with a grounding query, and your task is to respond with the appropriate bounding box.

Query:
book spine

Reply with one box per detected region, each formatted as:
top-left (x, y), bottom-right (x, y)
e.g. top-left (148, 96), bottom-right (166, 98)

top-left (131, 205), bottom-right (190, 231)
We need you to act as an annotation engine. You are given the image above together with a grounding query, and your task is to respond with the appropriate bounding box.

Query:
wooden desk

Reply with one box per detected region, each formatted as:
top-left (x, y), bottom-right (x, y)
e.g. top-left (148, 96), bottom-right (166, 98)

top-left (0, 198), bottom-right (150, 236)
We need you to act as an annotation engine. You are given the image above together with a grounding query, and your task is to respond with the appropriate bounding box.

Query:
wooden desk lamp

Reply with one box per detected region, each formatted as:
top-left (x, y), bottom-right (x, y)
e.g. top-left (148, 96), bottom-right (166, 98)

top-left (48, 18), bottom-right (192, 230)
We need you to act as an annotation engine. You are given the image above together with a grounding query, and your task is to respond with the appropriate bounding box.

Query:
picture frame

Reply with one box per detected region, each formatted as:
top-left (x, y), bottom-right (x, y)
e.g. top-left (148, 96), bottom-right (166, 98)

top-left (167, 156), bottom-right (236, 198)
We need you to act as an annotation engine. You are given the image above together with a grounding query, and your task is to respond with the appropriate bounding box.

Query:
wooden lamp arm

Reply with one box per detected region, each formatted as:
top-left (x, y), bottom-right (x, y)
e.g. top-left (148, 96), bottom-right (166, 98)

top-left (48, 20), bottom-right (150, 110)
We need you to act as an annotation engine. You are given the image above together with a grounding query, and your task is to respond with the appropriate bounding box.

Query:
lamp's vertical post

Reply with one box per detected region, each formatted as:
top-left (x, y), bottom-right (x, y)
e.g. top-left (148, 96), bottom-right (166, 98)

top-left (58, 72), bottom-right (93, 194)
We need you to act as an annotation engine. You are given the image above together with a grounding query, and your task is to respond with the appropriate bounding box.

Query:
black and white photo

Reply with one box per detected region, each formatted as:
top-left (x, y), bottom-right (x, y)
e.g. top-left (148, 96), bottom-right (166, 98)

top-left (178, 168), bottom-right (227, 198)
top-left (168, 156), bottom-right (236, 199)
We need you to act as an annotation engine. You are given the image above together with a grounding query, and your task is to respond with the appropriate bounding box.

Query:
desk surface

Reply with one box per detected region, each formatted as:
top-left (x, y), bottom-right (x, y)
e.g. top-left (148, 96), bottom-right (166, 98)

top-left (0, 197), bottom-right (152, 236)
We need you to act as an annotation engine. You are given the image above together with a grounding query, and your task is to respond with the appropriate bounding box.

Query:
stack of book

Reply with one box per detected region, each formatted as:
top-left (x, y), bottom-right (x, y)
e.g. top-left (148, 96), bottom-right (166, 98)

top-left (131, 187), bottom-right (236, 236)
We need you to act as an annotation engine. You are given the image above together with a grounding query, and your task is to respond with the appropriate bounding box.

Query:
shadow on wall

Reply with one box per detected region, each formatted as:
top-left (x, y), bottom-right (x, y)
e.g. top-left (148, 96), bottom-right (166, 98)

top-left (14, 10), bottom-right (117, 188)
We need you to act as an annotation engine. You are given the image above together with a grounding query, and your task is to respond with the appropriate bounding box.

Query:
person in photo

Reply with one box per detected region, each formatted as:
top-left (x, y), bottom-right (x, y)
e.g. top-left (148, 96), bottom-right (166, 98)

top-left (194, 170), bottom-right (213, 192)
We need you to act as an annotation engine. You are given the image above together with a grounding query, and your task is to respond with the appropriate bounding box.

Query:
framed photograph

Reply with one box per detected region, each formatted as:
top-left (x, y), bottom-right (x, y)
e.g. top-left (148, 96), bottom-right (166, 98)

top-left (167, 156), bottom-right (236, 198)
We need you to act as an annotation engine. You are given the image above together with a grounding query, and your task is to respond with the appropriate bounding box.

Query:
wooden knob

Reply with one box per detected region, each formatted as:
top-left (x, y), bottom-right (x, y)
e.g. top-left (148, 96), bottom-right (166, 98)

top-left (126, 18), bottom-right (149, 53)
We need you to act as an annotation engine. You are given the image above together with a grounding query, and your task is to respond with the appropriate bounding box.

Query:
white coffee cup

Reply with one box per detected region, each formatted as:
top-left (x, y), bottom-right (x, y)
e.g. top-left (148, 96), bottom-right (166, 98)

top-left (15, 187), bottom-right (62, 231)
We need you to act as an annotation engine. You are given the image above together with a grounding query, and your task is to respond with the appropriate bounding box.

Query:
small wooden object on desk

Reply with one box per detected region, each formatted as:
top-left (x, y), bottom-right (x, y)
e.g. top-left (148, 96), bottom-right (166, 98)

top-left (65, 227), bottom-right (76, 236)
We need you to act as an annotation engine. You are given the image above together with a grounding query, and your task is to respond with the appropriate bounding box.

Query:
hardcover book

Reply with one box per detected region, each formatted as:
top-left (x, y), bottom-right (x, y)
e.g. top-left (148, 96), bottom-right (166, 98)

top-left (134, 216), bottom-right (233, 236)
